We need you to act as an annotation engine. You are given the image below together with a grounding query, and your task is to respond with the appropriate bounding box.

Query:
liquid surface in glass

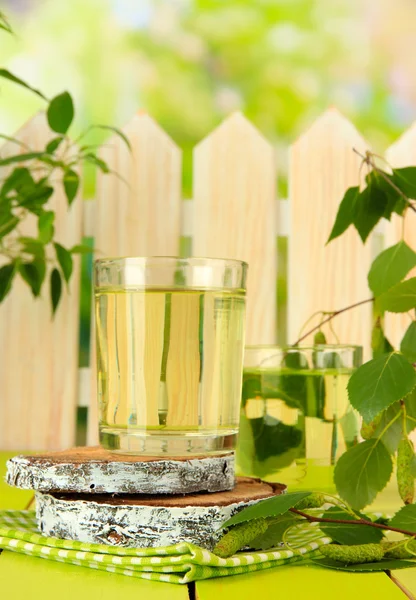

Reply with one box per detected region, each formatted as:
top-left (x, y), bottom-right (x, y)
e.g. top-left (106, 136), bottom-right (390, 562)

top-left (96, 288), bottom-right (245, 455)
top-left (236, 367), bottom-right (359, 485)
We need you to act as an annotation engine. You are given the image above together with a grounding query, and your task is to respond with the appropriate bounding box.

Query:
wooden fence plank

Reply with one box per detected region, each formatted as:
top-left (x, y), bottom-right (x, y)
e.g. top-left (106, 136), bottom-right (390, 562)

top-left (384, 123), bottom-right (416, 349)
top-left (88, 113), bottom-right (182, 444)
top-left (192, 112), bottom-right (277, 345)
top-left (288, 108), bottom-right (373, 353)
top-left (0, 113), bottom-right (82, 451)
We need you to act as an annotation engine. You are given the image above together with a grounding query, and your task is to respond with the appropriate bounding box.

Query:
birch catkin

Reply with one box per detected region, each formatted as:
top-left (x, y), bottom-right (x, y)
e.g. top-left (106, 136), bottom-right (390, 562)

top-left (320, 543), bottom-right (384, 564)
top-left (397, 435), bottom-right (415, 505)
top-left (213, 518), bottom-right (268, 558)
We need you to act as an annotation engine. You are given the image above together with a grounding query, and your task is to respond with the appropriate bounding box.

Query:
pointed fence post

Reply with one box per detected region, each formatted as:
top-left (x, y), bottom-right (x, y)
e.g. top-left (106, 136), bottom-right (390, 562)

top-left (288, 109), bottom-right (373, 354)
top-left (88, 113), bottom-right (182, 444)
top-left (0, 113), bottom-right (83, 450)
top-left (192, 112), bottom-right (277, 345)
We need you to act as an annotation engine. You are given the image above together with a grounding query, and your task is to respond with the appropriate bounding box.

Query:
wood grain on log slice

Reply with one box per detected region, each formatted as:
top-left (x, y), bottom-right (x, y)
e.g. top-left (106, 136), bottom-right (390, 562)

top-left (6, 446), bottom-right (235, 495)
top-left (35, 478), bottom-right (286, 550)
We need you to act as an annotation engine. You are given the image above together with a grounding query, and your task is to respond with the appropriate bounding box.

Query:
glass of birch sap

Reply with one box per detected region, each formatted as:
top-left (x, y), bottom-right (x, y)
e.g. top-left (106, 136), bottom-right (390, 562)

top-left (235, 345), bottom-right (362, 485)
top-left (94, 257), bottom-right (247, 455)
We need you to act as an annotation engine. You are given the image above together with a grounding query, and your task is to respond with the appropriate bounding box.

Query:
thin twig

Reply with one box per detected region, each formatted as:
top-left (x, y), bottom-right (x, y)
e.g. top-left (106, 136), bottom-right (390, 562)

top-left (290, 507), bottom-right (416, 538)
top-left (292, 297), bottom-right (374, 346)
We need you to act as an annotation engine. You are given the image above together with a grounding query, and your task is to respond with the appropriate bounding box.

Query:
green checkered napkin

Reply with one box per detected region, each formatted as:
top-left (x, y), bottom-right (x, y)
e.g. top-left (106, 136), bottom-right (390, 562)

top-left (0, 510), bottom-right (331, 584)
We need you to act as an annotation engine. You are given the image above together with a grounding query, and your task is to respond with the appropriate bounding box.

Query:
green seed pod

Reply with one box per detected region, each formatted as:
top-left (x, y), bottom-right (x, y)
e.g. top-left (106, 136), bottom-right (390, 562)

top-left (397, 435), bottom-right (415, 505)
top-left (360, 414), bottom-right (382, 440)
top-left (295, 493), bottom-right (327, 510)
top-left (382, 539), bottom-right (416, 559)
top-left (213, 518), bottom-right (268, 558)
top-left (320, 543), bottom-right (384, 564)
top-left (314, 331), bottom-right (327, 345)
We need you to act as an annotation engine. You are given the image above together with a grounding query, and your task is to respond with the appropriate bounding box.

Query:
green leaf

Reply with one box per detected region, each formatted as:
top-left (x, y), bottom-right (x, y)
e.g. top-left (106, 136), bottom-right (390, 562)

top-left (327, 186), bottom-right (359, 243)
top-left (63, 169), bottom-right (79, 205)
top-left (89, 124), bottom-right (132, 151)
top-left (54, 242), bottom-right (73, 283)
top-left (0, 263), bottom-right (16, 302)
top-left (353, 182), bottom-right (388, 243)
top-left (250, 514), bottom-right (300, 550)
top-left (365, 171), bottom-right (401, 221)
top-left (348, 352), bottom-right (416, 423)
top-left (46, 136), bottom-right (64, 154)
top-left (70, 244), bottom-right (92, 254)
top-left (392, 167), bottom-right (416, 200)
top-left (0, 69), bottom-right (47, 100)
top-left (312, 558), bottom-right (416, 572)
top-left (401, 322), bottom-right (416, 364)
top-left (371, 394), bottom-right (416, 454)
top-left (47, 91), bottom-right (74, 135)
top-left (334, 439), bottom-right (393, 509)
top-left (221, 491), bottom-right (312, 528)
top-left (0, 152), bottom-right (49, 167)
top-left (379, 278), bottom-right (416, 313)
top-left (19, 260), bottom-right (46, 297)
top-left (19, 237), bottom-right (45, 260)
top-left (389, 504), bottom-right (416, 533)
top-left (50, 268), bottom-right (62, 314)
top-left (38, 211), bottom-right (55, 244)
top-left (319, 507), bottom-right (384, 545)
top-left (0, 11), bottom-right (13, 35)
top-left (83, 153), bottom-right (110, 173)
top-left (368, 242), bottom-right (416, 297)
top-left (1, 167), bottom-right (34, 195)
top-left (0, 212), bottom-right (19, 238)
top-left (17, 184), bottom-right (54, 214)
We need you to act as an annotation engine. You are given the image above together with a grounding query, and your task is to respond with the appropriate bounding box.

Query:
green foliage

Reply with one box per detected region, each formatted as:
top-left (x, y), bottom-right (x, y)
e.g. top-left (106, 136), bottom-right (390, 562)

top-left (334, 439), bottom-right (392, 509)
top-left (54, 243), bottom-right (73, 284)
top-left (327, 186), bottom-right (359, 243)
top-left (221, 491), bottom-right (312, 528)
top-left (0, 11), bottom-right (131, 313)
top-left (347, 352), bottom-right (416, 423)
top-left (379, 278), bottom-right (416, 313)
top-left (50, 268), bottom-right (62, 314)
top-left (369, 394), bottom-right (416, 454)
top-left (47, 91), bottom-right (74, 134)
top-left (319, 507), bottom-right (384, 545)
top-left (368, 242), bottom-right (416, 297)
top-left (401, 322), bottom-right (416, 364)
top-left (390, 505), bottom-right (416, 534)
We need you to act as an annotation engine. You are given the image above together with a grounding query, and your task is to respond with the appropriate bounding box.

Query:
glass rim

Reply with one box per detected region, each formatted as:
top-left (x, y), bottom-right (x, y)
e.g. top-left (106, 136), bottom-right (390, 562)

top-left (94, 255), bottom-right (248, 269)
top-left (245, 344), bottom-right (363, 351)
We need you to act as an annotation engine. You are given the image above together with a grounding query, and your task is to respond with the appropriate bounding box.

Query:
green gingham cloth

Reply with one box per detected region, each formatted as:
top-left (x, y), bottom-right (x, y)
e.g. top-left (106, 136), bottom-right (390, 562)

top-left (0, 510), bottom-right (331, 584)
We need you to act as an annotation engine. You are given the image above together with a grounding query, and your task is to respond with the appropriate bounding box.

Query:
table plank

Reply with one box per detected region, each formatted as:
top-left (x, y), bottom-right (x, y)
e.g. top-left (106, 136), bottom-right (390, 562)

top-left (0, 551), bottom-right (187, 600)
top-left (391, 570), bottom-right (416, 599)
top-left (0, 452), bottom-right (33, 510)
top-left (196, 564), bottom-right (406, 600)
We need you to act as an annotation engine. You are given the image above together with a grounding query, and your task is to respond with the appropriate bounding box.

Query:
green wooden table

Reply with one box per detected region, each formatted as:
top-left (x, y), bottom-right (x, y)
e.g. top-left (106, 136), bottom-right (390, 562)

top-left (1, 453), bottom-right (415, 599)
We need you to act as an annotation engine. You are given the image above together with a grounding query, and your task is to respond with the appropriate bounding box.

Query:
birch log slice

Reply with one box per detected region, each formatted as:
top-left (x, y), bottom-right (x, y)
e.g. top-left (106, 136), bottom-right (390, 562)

top-left (35, 478), bottom-right (286, 550)
top-left (6, 446), bottom-right (235, 495)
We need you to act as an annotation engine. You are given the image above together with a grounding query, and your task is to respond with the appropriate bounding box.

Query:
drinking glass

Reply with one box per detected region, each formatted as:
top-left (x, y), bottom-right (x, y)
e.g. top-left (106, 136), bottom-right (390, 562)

top-left (94, 256), bottom-right (247, 455)
top-left (235, 345), bottom-right (363, 485)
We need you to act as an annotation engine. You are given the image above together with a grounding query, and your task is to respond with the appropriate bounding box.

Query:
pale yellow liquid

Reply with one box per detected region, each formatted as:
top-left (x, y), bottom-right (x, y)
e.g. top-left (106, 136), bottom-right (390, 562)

top-left (96, 288), bottom-right (245, 455)
top-left (236, 369), bottom-right (360, 485)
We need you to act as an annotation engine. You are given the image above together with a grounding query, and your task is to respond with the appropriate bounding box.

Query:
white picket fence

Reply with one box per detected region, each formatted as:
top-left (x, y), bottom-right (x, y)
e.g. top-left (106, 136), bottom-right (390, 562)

top-left (1, 108), bottom-right (415, 451)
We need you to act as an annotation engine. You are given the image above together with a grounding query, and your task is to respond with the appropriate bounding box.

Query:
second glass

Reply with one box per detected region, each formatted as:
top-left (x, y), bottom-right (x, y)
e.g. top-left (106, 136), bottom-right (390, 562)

top-left (95, 257), bottom-right (247, 456)
top-left (236, 345), bottom-right (362, 485)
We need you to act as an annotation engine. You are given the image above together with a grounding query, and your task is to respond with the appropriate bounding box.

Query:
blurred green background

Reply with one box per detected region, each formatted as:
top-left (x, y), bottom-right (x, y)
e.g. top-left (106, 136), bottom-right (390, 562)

top-left (1, 0), bottom-right (415, 364)
top-left (1, 0), bottom-right (415, 194)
